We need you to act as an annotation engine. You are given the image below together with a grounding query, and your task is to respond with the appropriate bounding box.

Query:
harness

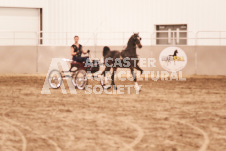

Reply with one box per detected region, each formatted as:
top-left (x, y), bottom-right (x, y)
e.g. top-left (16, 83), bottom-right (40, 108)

top-left (120, 48), bottom-right (138, 59)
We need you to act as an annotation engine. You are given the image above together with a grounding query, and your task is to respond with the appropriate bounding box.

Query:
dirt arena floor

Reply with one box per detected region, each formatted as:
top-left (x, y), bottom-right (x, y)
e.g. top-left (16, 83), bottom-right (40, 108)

top-left (0, 74), bottom-right (225, 151)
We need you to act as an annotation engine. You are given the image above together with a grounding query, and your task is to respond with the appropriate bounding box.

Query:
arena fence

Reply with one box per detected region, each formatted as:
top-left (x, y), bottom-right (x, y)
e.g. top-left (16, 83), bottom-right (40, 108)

top-left (0, 45), bottom-right (225, 75)
top-left (0, 31), bottom-right (226, 46)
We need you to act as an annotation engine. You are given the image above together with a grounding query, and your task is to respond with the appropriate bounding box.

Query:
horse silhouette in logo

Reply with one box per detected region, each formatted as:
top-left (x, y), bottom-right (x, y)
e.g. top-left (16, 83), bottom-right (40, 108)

top-left (161, 50), bottom-right (178, 65)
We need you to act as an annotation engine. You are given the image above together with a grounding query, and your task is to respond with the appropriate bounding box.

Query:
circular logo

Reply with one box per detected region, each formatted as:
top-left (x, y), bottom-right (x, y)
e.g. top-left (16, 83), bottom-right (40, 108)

top-left (159, 47), bottom-right (187, 72)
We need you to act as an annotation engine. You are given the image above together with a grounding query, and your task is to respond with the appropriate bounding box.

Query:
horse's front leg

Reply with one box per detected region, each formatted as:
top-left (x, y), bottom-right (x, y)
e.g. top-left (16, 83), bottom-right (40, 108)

top-left (135, 63), bottom-right (144, 74)
top-left (101, 66), bottom-right (111, 76)
top-left (130, 58), bottom-right (143, 74)
top-left (130, 67), bottom-right (141, 91)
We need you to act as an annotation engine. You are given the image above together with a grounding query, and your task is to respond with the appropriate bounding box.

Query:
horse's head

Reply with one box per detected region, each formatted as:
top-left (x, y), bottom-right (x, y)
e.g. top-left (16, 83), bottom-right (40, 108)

top-left (132, 33), bottom-right (142, 48)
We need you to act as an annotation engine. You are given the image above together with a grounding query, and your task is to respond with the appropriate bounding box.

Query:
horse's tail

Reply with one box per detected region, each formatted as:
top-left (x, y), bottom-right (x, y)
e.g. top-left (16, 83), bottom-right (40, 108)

top-left (103, 46), bottom-right (110, 57)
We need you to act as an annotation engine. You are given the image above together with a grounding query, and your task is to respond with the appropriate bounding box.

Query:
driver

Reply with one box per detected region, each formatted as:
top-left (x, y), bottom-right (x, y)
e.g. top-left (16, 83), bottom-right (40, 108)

top-left (71, 35), bottom-right (90, 64)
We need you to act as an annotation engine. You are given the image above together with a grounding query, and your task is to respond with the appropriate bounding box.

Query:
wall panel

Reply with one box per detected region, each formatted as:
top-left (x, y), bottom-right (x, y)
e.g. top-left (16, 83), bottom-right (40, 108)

top-left (1, 0), bottom-right (226, 45)
top-left (1, 46), bottom-right (226, 76)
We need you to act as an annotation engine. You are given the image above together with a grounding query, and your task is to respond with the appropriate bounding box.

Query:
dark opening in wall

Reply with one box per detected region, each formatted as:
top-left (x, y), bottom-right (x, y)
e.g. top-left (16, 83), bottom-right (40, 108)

top-left (156, 24), bottom-right (187, 45)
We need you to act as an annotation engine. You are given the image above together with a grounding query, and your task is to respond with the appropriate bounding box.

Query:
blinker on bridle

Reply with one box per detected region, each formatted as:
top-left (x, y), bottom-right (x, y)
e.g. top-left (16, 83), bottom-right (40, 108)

top-left (134, 36), bottom-right (142, 40)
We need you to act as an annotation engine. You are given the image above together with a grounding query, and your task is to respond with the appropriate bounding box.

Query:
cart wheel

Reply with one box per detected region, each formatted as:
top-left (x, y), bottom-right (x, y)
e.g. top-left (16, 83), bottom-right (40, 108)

top-left (71, 70), bottom-right (78, 88)
top-left (73, 70), bottom-right (88, 90)
top-left (48, 69), bottom-right (62, 89)
top-left (100, 71), bottom-right (112, 89)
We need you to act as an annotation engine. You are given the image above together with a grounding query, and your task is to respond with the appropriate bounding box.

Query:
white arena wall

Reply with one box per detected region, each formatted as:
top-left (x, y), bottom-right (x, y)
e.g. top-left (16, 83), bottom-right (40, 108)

top-left (0, 0), bottom-right (225, 75)
top-left (0, 46), bottom-right (225, 76)
top-left (0, 0), bottom-right (226, 45)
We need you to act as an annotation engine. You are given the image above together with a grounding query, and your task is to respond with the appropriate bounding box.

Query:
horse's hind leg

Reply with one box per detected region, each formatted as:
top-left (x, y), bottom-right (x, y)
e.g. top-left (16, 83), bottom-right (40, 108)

top-left (102, 66), bottom-right (117, 90)
top-left (101, 66), bottom-right (111, 87)
top-left (130, 67), bottom-right (140, 91)
top-left (111, 67), bottom-right (117, 90)
top-left (101, 66), bottom-right (111, 76)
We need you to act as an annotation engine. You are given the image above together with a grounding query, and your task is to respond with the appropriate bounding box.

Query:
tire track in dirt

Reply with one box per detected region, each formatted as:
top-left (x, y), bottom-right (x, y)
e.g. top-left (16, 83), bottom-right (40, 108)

top-left (53, 109), bottom-right (125, 151)
top-left (99, 134), bottom-right (134, 151)
top-left (52, 109), bottom-right (76, 151)
top-left (90, 114), bottom-right (135, 151)
top-left (0, 126), bottom-right (7, 147)
top-left (92, 113), bottom-right (143, 151)
top-left (48, 109), bottom-right (117, 150)
top-left (118, 117), bottom-right (144, 151)
top-left (171, 119), bottom-right (209, 151)
top-left (2, 108), bottom-right (62, 151)
top-left (0, 120), bottom-right (27, 151)
top-left (211, 127), bottom-right (226, 140)
top-left (2, 146), bottom-right (18, 151)
top-left (33, 108), bottom-right (101, 151)
top-left (34, 107), bottom-right (75, 150)
top-left (53, 109), bottom-right (140, 151)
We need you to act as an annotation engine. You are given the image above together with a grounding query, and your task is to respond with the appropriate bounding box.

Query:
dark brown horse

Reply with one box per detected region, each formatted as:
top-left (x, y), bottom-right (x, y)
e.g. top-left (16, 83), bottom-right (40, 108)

top-left (102, 33), bottom-right (143, 91)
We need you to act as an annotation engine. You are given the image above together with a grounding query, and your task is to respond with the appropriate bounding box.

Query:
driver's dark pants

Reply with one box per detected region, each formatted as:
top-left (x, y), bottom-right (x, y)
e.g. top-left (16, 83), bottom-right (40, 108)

top-left (73, 56), bottom-right (91, 67)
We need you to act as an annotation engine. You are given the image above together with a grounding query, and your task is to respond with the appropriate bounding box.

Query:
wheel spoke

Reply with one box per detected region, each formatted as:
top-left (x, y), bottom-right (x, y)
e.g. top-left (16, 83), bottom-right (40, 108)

top-left (48, 70), bottom-right (62, 89)
top-left (72, 70), bottom-right (87, 90)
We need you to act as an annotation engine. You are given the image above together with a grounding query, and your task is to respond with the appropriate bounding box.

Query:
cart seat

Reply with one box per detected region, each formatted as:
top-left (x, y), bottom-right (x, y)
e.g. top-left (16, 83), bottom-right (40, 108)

top-left (70, 61), bottom-right (87, 70)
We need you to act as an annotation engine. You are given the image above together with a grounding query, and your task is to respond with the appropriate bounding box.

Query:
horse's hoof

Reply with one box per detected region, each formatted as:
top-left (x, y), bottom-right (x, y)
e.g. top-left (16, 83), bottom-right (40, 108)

top-left (135, 88), bottom-right (141, 92)
top-left (134, 85), bottom-right (141, 92)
